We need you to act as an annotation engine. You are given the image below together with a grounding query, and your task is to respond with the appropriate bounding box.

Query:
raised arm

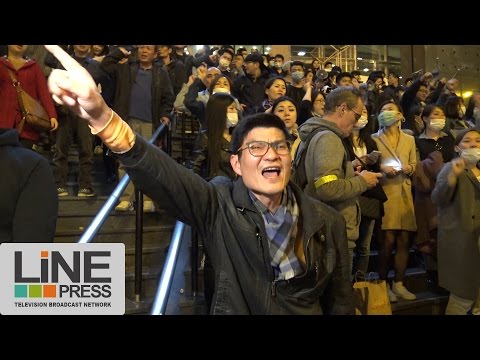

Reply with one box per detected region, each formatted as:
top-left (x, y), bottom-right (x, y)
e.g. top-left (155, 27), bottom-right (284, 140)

top-left (44, 45), bottom-right (218, 238)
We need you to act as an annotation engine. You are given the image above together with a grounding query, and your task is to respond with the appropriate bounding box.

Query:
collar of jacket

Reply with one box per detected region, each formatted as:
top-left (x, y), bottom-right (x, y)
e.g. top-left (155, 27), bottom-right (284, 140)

top-left (231, 177), bottom-right (325, 238)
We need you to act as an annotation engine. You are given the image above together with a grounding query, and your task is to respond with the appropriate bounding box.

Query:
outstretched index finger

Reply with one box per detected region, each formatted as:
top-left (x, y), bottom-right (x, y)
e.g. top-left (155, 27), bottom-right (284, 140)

top-left (44, 45), bottom-right (81, 71)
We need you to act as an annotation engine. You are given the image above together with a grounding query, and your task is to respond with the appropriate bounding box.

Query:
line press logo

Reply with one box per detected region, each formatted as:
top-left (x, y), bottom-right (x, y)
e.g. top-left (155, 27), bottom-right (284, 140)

top-left (0, 243), bottom-right (125, 315)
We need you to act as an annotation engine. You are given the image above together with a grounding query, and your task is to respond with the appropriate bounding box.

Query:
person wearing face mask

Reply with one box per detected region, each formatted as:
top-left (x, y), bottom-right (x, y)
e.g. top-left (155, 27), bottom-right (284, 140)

top-left (192, 92), bottom-right (238, 180)
top-left (286, 61), bottom-right (306, 111)
top-left (432, 128), bottom-right (480, 315)
top-left (216, 48), bottom-right (234, 80)
top-left (298, 87), bottom-right (382, 277)
top-left (344, 106), bottom-right (387, 278)
top-left (44, 44), bottom-right (354, 316)
top-left (270, 54), bottom-right (286, 77)
top-left (444, 95), bottom-right (473, 138)
top-left (413, 105), bottom-right (455, 294)
top-left (372, 100), bottom-right (418, 302)
top-left (190, 92), bottom-right (239, 311)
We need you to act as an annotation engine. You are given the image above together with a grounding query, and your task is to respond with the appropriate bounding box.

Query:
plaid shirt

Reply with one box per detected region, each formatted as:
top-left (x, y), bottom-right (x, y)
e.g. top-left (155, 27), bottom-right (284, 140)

top-left (250, 186), bottom-right (302, 280)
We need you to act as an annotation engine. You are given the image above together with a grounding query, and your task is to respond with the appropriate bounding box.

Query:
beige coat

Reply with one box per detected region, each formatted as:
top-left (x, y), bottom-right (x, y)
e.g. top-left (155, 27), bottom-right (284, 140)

top-left (372, 129), bottom-right (417, 231)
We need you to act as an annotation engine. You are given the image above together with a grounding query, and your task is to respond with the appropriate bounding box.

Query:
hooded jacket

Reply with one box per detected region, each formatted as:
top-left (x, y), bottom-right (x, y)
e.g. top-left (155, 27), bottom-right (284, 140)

top-left (0, 129), bottom-right (57, 242)
top-left (298, 117), bottom-right (368, 241)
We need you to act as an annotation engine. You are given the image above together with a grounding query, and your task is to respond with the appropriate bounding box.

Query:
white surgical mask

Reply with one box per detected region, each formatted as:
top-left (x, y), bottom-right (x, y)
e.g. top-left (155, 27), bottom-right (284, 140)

top-left (213, 87), bottom-right (230, 94)
top-left (226, 112), bottom-right (238, 128)
top-left (219, 58), bottom-right (231, 68)
top-left (428, 118), bottom-right (446, 132)
top-left (460, 147), bottom-right (480, 164)
top-left (354, 115), bottom-right (368, 129)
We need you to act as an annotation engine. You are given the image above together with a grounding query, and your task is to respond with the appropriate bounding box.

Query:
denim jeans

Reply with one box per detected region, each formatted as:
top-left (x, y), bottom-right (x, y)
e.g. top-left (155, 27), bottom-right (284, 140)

top-left (352, 217), bottom-right (375, 277)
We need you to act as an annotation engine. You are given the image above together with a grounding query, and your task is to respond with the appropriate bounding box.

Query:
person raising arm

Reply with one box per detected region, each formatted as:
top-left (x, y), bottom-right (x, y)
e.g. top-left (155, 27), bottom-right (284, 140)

top-left (44, 45), bottom-right (353, 315)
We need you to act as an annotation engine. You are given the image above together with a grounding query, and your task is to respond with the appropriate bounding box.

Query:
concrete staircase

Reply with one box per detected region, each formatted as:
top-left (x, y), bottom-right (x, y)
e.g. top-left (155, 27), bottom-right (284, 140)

top-left (366, 232), bottom-right (448, 315)
top-left (40, 144), bottom-right (177, 313)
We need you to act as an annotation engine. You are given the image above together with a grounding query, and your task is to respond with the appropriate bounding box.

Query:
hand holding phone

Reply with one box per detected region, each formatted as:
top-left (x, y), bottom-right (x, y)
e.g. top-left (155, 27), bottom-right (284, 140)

top-left (366, 150), bottom-right (381, 164)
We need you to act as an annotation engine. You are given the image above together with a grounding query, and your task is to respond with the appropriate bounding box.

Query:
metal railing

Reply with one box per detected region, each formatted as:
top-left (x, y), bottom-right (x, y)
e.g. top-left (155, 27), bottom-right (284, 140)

top-left (150, 221), bottom-right (186, 315)
top-left (77, 123), bottom-right (168, 244)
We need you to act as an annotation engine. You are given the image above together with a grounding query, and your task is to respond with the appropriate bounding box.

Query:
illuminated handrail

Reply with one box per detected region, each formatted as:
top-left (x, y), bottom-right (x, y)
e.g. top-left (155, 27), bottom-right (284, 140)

top-left (78, 123), bottom-right (168, 244)
top-left (150, 221), bottom-right (186, 315)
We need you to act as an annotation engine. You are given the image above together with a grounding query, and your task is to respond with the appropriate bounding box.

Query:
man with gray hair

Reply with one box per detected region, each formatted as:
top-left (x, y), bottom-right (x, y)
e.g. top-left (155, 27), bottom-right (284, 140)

top-left (297, 87), bottom-right (382, 275)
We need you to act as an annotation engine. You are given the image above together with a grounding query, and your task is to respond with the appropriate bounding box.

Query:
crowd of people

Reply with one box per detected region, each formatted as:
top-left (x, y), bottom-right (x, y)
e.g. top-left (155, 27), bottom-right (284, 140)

top-left (1, 44), bottom-right (479, 315)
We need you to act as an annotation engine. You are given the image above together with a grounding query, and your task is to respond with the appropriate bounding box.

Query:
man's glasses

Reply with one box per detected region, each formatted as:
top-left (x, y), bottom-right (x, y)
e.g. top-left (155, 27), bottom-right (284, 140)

top-left (347, 106), bottom-right (362, 121)
top-left (237, 140), bottom-right (292, 157)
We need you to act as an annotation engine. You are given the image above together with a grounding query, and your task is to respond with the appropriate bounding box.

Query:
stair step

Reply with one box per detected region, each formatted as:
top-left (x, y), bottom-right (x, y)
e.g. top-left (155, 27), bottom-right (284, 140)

top-left (125, 296), bottom-right (153, 315)
top-left (125, 267), bottom-right (163, 298)
top-left (56, 211), bottom-right (174, 232)
top-left (391, 291), bottom-right (448, 315)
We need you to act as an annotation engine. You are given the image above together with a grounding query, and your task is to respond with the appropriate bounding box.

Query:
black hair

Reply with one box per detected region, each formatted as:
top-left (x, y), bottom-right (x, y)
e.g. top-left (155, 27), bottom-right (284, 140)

top-left (335, 72), bottom-right (353, 85)
top-left (421, 103), bottom-right (445, 132)
top-left (206, 93), bottom-right (236, 176)
top-left (444, 95), bottom-right (462, 119)
top-left (388, 71), bottom-right (399, 79)
top-left (218, 48), bottom-right (234, 59)
top-left (291, 60), bottom-right (305, 70)
top-left (376, 99), bottom-right (403, 116)
top-left (454, 128), bottom-right (480, 146)
top-left (231, 113), bottom-right (289, 156)
top-left (208, 74), bottom-right (233, 94)
top-left (271, 96), bottom-right (297, 113)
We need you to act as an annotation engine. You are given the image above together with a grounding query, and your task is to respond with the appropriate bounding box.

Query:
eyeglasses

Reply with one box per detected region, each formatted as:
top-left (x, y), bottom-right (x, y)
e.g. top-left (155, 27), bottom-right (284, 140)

top-left (236, 140), bottom-right (292, 157)
top-left (347, 106), bottom-right (362, 121)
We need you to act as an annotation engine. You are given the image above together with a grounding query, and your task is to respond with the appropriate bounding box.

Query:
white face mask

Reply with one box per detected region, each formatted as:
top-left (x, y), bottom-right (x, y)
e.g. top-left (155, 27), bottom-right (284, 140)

top-left (460, 105), bottom-right (466, 116)
top-left (226, 112), bottom-right (238, 128)
top-left (219, 58), bottom-right (231, 68)
top-left (460, 147), bottom-right (480, 164)
top-left (354, 115), bottom-right (368, 129)
top-left (212, 87), bottom-right (230, 94)
top-left (428, 118), bottom-right (446, 132)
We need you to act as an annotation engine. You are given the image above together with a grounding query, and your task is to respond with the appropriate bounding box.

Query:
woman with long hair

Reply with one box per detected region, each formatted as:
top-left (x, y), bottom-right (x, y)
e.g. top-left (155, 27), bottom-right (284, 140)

top-left (192, 92), bottom-right (238, 180)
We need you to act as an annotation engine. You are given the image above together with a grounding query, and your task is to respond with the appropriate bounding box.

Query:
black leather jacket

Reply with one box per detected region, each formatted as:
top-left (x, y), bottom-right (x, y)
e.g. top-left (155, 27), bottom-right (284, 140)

top-left (118, 135), bottom-right (354, 315)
